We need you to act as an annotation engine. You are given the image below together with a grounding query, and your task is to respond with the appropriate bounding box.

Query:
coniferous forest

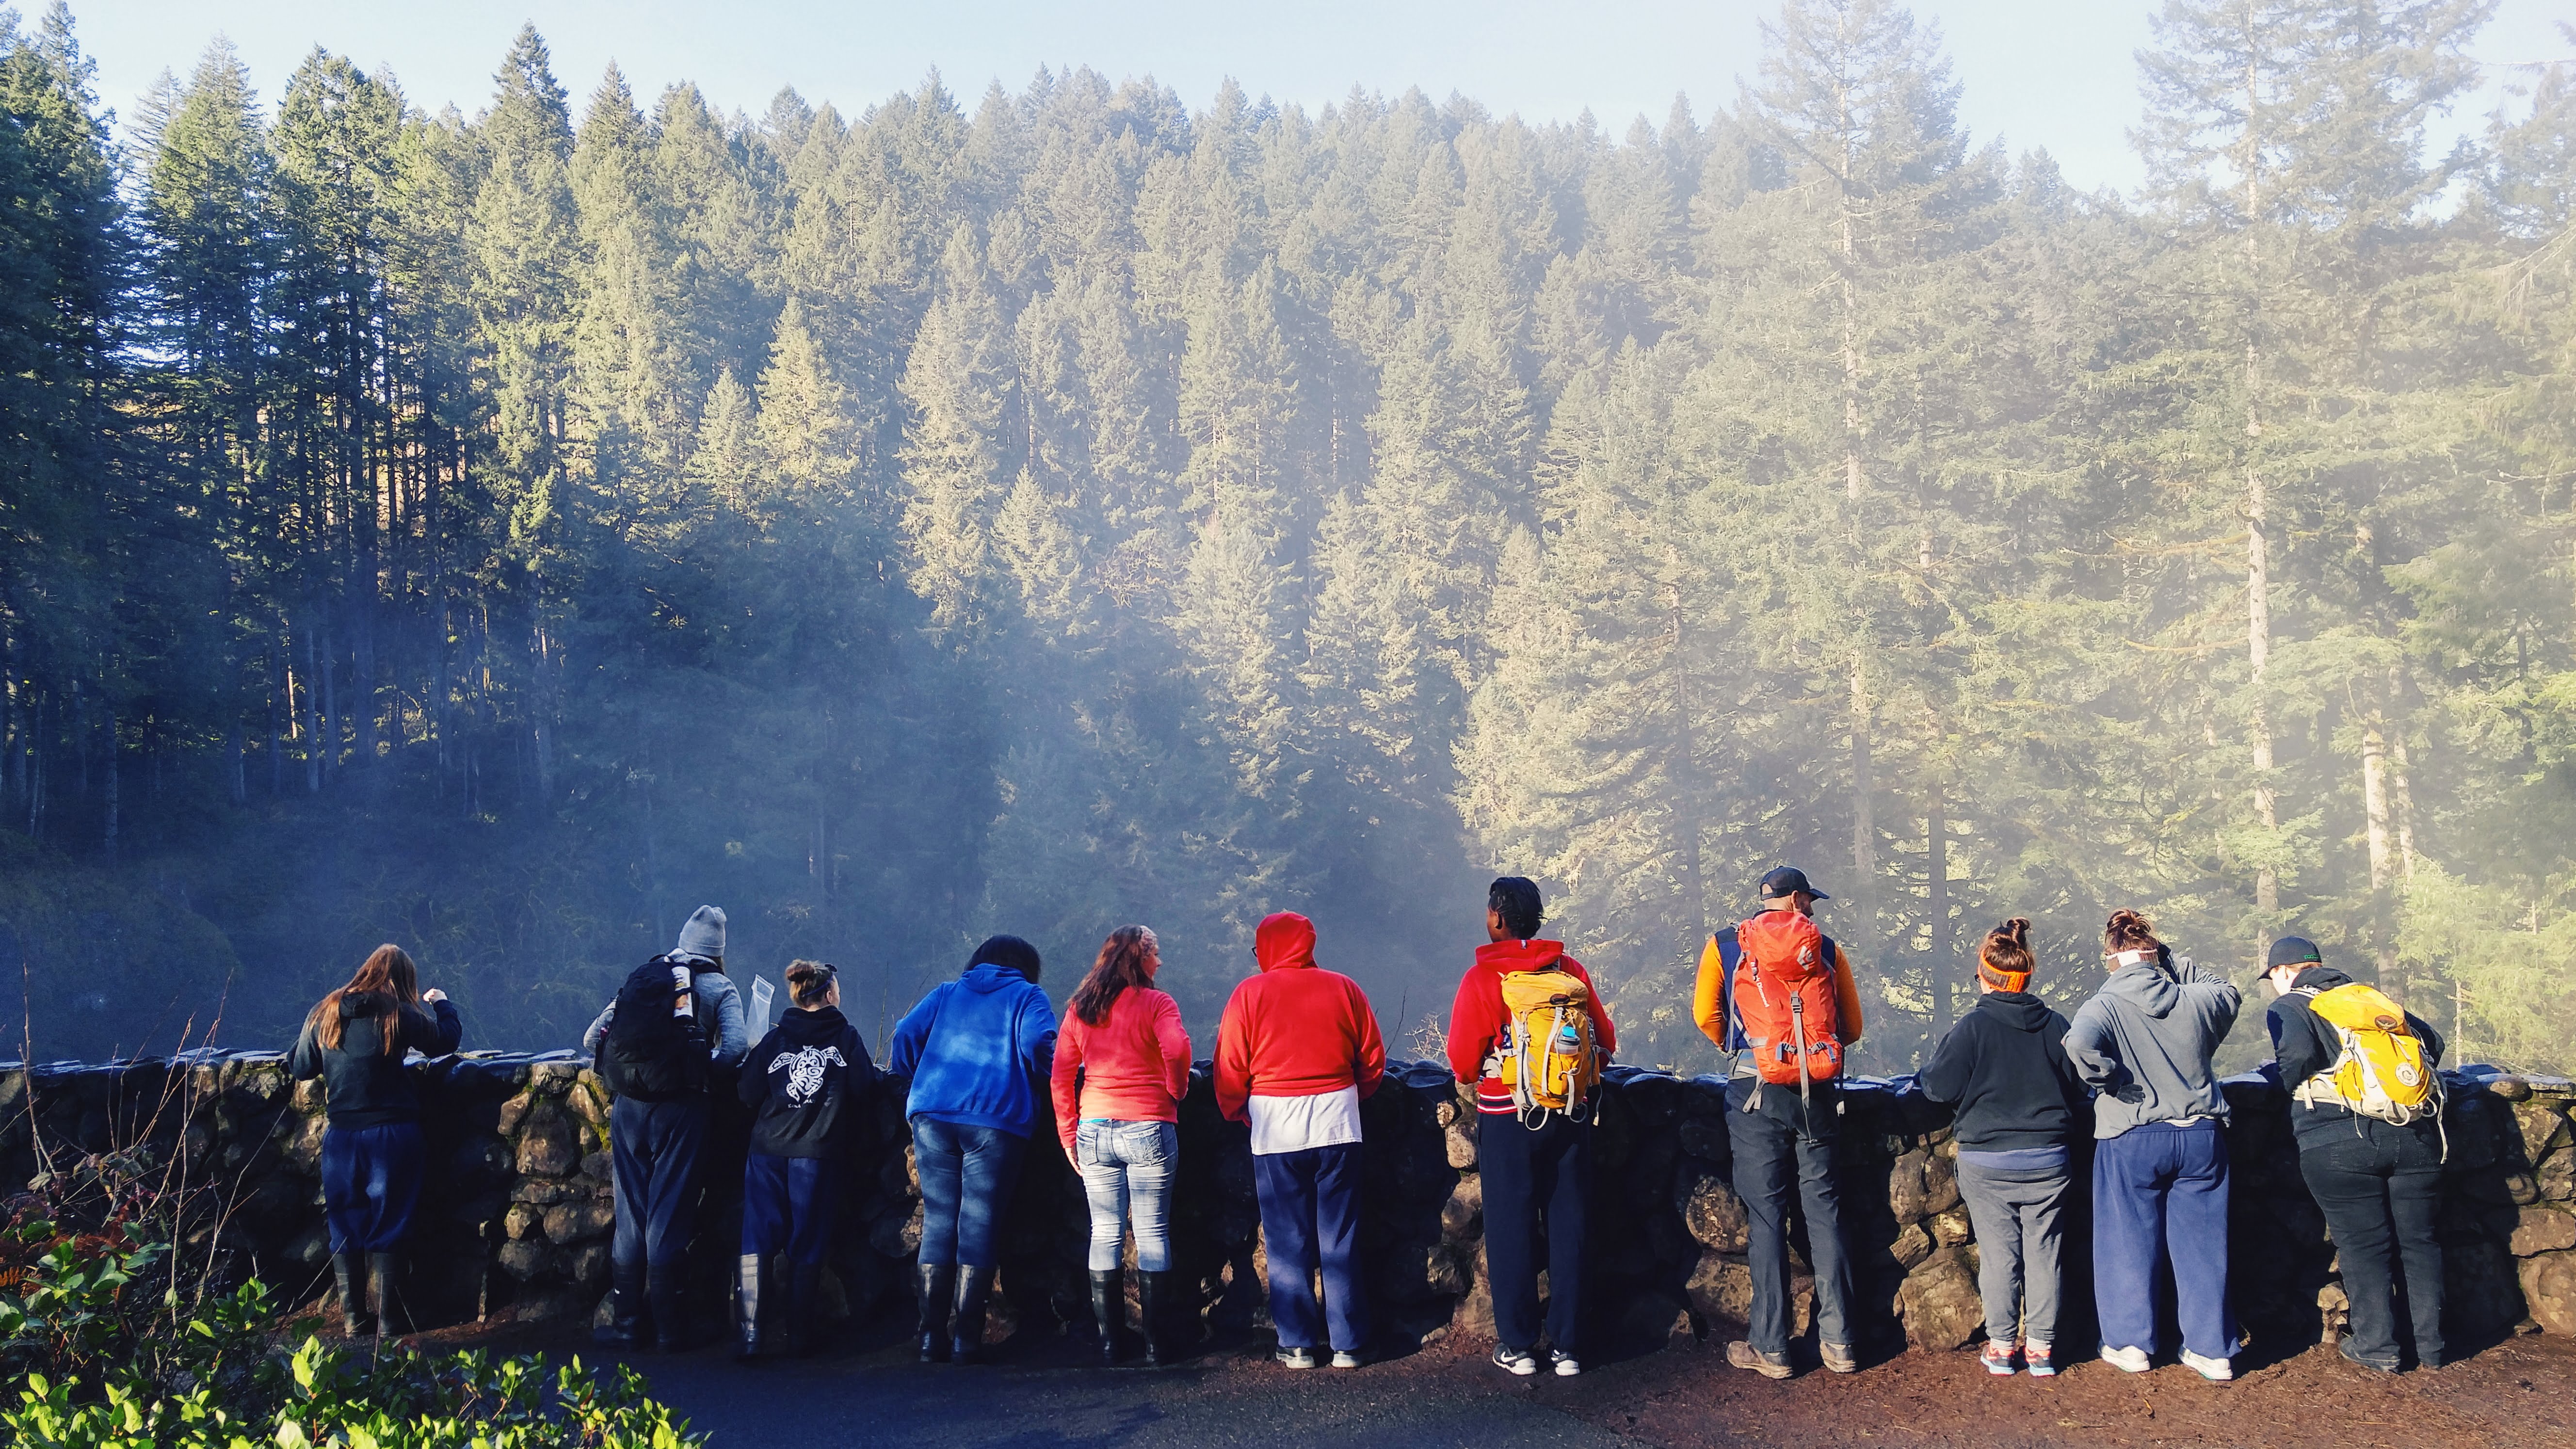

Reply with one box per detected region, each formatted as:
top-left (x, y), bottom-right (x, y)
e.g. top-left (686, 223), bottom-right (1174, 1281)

top-left (2, 0), bottom-right (2573, 1075)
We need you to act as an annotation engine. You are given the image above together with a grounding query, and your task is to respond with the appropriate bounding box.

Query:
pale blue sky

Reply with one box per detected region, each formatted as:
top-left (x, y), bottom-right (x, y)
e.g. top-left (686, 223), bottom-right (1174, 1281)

top-left (48, 0), bottom-right (2576, 196)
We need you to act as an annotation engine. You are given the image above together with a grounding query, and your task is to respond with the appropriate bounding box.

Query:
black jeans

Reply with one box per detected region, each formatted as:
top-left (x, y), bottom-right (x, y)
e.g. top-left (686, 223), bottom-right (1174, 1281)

top-left (1478, 1111), bottom-right (1591, 1354)
top-left (1727, 1076), bottom-right (1854, 1356)
top-left (2299, 1116), bottom-right (2445, 1368)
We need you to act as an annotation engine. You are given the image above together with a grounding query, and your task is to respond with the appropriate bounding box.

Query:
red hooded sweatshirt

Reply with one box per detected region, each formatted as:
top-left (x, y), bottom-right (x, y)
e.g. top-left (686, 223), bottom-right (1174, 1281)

top-left (1213, 912), bottom-right (1386, 1123)
top-left (1447, 938), bottom-right (1617, 1115)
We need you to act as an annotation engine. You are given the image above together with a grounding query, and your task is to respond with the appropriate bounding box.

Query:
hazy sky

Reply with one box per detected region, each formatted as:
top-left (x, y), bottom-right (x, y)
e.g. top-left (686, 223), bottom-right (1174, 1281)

top-left (47, 0), bottom-right (2576, 197)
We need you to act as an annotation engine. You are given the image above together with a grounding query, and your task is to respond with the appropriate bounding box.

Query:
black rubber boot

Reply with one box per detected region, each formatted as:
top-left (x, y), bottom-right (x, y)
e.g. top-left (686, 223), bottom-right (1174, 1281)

top-left (950, 1265), bottom-right (995, 1365)
top-left (733, 1254), bottom-right (765, 1361)
top-left (332, 1252), bottom-right (374, 1337)
top-left (646, 1266), bottom-right (688, 1352)
top-left (915, 1263), bottom-right (954, 1363)
top-left (365, 1253), bottom-right (403, 1338)
top-left (1138, 1270), bottom-right (1174, 1367)
top-left (783, 1262), bottom-right (822, 1358)
top-left (1089, 1269), bottom-right (1125, 1366)
top-left (600, 1263), bottom-right (647, 1349)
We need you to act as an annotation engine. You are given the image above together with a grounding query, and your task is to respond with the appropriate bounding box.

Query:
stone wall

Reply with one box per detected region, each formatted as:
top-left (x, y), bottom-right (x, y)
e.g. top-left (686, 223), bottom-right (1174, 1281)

top-left (3, 1052), bottom-right (2569, 1353)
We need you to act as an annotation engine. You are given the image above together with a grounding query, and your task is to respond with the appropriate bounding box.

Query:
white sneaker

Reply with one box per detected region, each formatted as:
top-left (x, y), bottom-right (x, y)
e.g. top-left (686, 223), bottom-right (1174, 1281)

top-left (1549, 1350), bottom-right (1580, 1377)
top-left (2180, 1349), bottom-right (2233, 1382)
top-left (2100, 1344), bottom-right (2152, 1373)
top-left (1492, 1344), bottom-right (1538, 1376)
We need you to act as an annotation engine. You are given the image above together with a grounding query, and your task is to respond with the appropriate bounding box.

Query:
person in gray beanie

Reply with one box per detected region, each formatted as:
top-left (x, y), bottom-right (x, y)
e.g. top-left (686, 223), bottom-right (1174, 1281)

top-left (584, 905), bottom-right (749, 1350)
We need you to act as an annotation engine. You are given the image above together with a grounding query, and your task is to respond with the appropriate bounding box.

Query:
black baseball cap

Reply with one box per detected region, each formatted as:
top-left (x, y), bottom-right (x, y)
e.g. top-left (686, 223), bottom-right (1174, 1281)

top-left (1758, 867), bottom-right (1828, 901)
top-left (2266, 936), bottom-right (2324, 973)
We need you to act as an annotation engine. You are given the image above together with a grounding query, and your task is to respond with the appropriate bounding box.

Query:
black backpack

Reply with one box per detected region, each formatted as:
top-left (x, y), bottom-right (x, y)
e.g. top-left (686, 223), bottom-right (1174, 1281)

top-left (601, 958), bottom-right (709, 1102)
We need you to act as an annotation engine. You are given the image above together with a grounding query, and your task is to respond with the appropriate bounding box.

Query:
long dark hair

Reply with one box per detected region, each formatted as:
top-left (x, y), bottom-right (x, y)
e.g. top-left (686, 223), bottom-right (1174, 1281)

top-left (308, 944), bottom-right (426, 1053)
top-left (1070, 926), bottom-right (1157, 1028)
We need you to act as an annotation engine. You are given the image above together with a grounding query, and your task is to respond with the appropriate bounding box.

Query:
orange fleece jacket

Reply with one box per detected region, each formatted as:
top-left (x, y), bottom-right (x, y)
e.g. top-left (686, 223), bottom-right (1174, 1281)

top-left (1692, 924), bottom-right (1865, 1050)
top-left (1050, 985), bottom-right (1191, 1156)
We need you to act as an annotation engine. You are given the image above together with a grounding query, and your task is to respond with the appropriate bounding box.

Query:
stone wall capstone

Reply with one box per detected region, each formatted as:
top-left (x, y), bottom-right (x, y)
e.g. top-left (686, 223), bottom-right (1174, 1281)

top-left (3, 1052), bottom-right (2569, 1352)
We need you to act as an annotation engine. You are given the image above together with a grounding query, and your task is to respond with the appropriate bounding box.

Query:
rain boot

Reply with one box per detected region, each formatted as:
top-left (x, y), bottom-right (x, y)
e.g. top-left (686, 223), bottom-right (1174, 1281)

top-left (733, 1254), bottom-right (765, 1361)
top-left (915, 1263), bottom-right (954, 1363)
top-left (1089, 1268), bottom-right (1125, 1366)
top-left (366, 1253), bottom-right (403, 1339)
top-left (600, 1263), bottom-right (647, 1349)
top-left (646, 1266), bottom-right (688, 1352)
top-left (950, 1265), bottom-right (994, 1365)
top-left (1138, 1270), bottom-right (1175, 1367)
top-left (332, 1252), bottom-right (374, 1337)
top-left (783, 1262), bottom-right (822, 1358)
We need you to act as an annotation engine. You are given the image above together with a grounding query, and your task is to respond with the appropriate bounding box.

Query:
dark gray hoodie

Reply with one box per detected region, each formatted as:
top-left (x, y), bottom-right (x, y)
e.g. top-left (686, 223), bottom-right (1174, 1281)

top-left (2065, 951), bottom-right (2242, 1139)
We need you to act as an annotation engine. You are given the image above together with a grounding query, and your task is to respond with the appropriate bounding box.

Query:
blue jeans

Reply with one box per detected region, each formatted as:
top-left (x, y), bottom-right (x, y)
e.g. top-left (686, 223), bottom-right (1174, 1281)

top-left (1478, 1111), bottom-right (1590, 1354)
top-left (741, 1153), bottom-right (837, 1266)
top-left (320, 1121), bottom-right (425, 1253)
top-left (911, 1116), bottom-right (1027, 1270)
top-left (1253, 1143), bottom-right (1367, 1352)
top-left (611, 1096), bottom-right (708, 1270)
top-left (1727, 1076), bottom-right (1855, 1356)
top-left (1078, 1119), bottom-right (1178, 1272)
top-left (2094, 1119), bottom-right (2234, 1358)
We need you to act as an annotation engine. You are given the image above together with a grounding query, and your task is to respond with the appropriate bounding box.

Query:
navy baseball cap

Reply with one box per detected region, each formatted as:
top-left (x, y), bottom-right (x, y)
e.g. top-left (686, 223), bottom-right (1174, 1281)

top-left (1758, 867), bottom-right (1828, 901)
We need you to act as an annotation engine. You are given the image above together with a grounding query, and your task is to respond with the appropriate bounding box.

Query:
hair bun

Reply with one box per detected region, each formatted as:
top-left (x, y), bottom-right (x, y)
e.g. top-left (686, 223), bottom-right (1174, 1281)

top-left (2004, 917), bottom-right (2031, 944)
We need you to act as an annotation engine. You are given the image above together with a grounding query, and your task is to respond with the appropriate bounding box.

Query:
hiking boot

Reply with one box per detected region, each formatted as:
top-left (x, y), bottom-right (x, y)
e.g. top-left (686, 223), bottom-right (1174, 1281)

top-left (1274, 1346), bottom-right (1318, 1369)
top-left (1980, 1339), bottom-right (2017, 1376)
top-left (366, 1253), bottom-right (406, 1338)
top-left (780, 1263), bottom-right (820, 1358)
top-left (646, 1267), bottom-right (691, 1352)
top-left (1726, 1341), bottom-right (1793, 1379)
top-left (915, 1263), bottom-right (954, 1363)
top-left (1137, 1270), bottom-right (1174, 1367)
top-left (1548, 1349), bottom-right (1580, 1378)
top-left (950, 1266), bottom-right (994, 1364)
top-left (1089, 1269), bottom-right (1126, 1366)
top-left (600, 1264), bottom-right (647, 1349)
top-left (1492, 1344), bottom-right (1538, 1376)
top-left (2336, 1337), bottom-right (2399, 1373)
top-left (733, 1254), bottom-right (766, 1361)
top-left (331, 1252), bottom-right (374, 1337)
top-left (2023, 1341), bottom-right (2055, 1377)
top-left (2099, 1344), bottom-right (2152, 1373)
top-left (1331, 1350), bottom-right (1363, 1370)
top-left (2180, 1349), bottom-right (2233, 1382)
top-left (1819, 1341), bottom-right (1858, 1375)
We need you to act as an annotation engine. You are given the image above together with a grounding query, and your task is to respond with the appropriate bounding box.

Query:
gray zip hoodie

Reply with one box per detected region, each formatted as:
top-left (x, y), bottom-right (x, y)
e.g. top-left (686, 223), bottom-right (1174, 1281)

top-left (2064, 951), bottom-right (2241, 1139)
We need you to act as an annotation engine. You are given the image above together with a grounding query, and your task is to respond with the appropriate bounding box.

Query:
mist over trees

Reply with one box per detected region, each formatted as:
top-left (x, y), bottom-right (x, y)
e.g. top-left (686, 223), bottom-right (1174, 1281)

top-left (1, 0), bottom-right (2572, 1074)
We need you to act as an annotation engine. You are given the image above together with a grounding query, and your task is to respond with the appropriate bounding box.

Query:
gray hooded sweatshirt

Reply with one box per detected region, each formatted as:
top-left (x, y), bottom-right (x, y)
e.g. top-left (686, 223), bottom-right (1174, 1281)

top-left (2064, 952), bottom-right (2241, 1139)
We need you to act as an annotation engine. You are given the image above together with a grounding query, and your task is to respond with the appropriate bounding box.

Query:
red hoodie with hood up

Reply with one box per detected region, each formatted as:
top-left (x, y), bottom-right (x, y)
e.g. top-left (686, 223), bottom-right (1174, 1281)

top-left (1213, 912), bottom-right (1387, 1123)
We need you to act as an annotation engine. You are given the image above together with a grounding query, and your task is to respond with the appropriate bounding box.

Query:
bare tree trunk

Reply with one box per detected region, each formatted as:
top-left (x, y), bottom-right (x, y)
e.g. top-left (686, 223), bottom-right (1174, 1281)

top-left (2362, 703), bottom-right (2396, 991)
top-left (1670, 582), bottom-right (1703, 927)
top-left (101, 711), bottom-right (118, 863)
top-left (1849, 654), bottom-right (1876, 965)
top-left (2242, 52), bottom-right (2278, 955)
top-left (1928, 789), bottom-right (1950, 1027)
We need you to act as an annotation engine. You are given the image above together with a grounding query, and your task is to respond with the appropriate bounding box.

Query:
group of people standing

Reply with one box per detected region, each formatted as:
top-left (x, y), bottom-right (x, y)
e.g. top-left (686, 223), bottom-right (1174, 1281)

top-left (289, 868), bottom-right (2455, 1383)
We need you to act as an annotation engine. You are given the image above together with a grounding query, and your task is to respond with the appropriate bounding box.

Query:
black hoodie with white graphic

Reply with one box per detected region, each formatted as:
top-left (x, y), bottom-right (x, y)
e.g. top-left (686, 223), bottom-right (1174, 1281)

top-left (739, 1005), bottom-right (874, 1159)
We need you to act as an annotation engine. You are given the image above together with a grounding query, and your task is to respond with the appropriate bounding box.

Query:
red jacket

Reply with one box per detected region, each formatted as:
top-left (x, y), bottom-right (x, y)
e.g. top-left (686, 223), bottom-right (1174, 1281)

top-left (1050, 985), bottom-right (1191, 1156)
top-left (1213, 912), bottom-right (1386, 1123)
top-left (1447, 938), bottom-right (1617, 1115)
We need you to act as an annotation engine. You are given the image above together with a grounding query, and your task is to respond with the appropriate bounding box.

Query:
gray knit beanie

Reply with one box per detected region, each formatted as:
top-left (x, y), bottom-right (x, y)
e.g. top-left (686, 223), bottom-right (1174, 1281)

top-left (675, 905), bottom-right (726, 962)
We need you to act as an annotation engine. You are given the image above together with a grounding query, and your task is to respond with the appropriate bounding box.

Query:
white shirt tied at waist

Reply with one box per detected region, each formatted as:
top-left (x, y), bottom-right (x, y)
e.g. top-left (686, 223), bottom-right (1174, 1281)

top-left (1245, 1085), bottom-right (1362, 1156)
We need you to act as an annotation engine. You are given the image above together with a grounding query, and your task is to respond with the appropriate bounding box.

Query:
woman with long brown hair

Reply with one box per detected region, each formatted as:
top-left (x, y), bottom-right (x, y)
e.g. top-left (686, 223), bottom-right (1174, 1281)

top-left (1050, 925), bottom-right (1190, 1365)
top-left (289, 943), bottom-right (464, 1336)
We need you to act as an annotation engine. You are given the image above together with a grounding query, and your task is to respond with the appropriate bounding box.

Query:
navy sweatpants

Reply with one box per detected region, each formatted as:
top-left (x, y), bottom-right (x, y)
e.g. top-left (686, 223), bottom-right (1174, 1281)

top-left (2093, 1119), bottom-right (2235, 1359)
top-left (1253, 1143), bottom-right (1367, 1353)
top-left (1478, 1111), bottom-right (1590, 1354)
top-left (741, 1153), bottom-right (837, 1266)
top-left (321, 1121), bottom-right (426, 1254)
top-left (611, 1096), bottom-right (708, 1270)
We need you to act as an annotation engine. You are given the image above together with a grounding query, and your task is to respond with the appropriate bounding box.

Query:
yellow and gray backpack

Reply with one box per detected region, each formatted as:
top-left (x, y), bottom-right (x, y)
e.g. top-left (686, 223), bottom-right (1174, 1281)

top-left (2291, 982), bottom-right (2443, 1127)
top-left (1497, 965), bottom-right (1602, 1127)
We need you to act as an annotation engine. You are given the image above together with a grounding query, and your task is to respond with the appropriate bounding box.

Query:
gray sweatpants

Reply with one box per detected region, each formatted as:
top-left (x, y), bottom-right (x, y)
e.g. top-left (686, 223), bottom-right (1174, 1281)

top-left (1954, 1157), bottom-right (2070, 1346)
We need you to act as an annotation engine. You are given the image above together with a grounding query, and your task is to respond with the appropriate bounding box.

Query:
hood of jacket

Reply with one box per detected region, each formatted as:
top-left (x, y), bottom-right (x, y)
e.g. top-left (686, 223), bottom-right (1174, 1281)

top-left (1256, 912), bottom-right (1317, 972)
top-left (2289, 964), bottom-right (2354, 994)
top-left (776, 1004), bottom-right (851, 1042)
top-left (2103, 957), bottom-right (2184, 1017)
top-left (1475, 938), bottom-right (1565, 974)
top-left (961, 961), bottom-right (1032, 994)
top-left (1975, 989), bottom-right (2057, 1032)
top-left (338, 991), bottom-right (406, 1020)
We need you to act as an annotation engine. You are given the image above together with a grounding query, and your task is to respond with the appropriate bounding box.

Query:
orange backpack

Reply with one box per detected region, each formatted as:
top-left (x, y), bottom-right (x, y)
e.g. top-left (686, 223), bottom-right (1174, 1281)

top-left (1731, 910), bottom-right (1843, 1088)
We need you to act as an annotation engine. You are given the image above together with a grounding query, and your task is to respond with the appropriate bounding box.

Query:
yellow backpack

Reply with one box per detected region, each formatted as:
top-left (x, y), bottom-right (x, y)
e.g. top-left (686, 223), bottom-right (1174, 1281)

top-left (1497, 966), bottom-right (1602, 1125)
top-left (2293, 982), bottom-right (2442, 1125)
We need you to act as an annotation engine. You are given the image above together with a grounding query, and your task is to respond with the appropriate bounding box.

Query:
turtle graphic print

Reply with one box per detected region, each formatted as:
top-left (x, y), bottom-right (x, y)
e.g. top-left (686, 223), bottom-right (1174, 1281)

top-left (771, 1043), bottom-right (848, 1104)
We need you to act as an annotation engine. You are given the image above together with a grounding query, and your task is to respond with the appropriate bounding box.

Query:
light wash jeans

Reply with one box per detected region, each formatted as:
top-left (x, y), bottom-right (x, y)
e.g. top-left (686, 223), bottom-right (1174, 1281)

top-left (1077, 1119), bottom-right (1178, 1272)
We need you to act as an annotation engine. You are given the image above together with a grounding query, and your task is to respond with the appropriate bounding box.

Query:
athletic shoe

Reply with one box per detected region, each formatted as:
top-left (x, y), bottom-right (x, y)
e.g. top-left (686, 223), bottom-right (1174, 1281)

top-left (1330, 1350), bottom-right (1362, 1370)
top-left (2180, 1349), bottom-right (2233, 1382)
top-left (1549, 1350), bottom-right (1580, 1378)
top-left (1819, 1342), bottom-right (1858, 1375)
top-left (2023, 1342), bottom-right (2055, 1377)
top-left (1492, 1344), bottom-right (1538, 1376)
top-left (1274, 1347), bottom-right (1317, 1369)
top-left (1980, 1340), bottom-right (2017, 1375)
top-left (2100, 1344), bottom-right (2152, 1373)
top-left (1725, 1340), bottom-right (1793, 1379)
